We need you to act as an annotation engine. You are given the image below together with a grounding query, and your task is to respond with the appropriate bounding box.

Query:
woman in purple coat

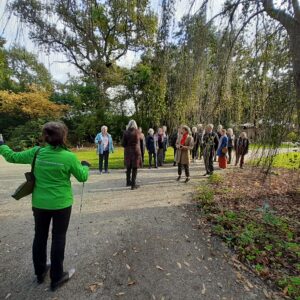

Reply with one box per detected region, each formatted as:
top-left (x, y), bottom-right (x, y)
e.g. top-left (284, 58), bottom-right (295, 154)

top-left (122, 120), bottom-right (142, 190)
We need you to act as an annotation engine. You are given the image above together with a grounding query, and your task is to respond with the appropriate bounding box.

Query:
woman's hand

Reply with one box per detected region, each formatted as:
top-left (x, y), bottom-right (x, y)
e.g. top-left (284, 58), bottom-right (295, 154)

top-left (81, 161), bottom-right (91, 167)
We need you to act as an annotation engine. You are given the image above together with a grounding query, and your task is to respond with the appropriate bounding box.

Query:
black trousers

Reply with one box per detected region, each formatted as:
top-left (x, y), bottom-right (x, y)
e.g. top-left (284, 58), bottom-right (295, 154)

top-left (99, 150), bottom-right (109, 172)
top-left (204, 150), bottom-right (214, 174)
top-left (32, 206), bottom-right (72, 282)
top-left (228, 147), bottom-right (233, 164)
top-left (178, 163), bottom-right (190, 177)
top-left (126, 166), bottom-right (138, 187)
top-left (148, 151), bottom-right (157, 168)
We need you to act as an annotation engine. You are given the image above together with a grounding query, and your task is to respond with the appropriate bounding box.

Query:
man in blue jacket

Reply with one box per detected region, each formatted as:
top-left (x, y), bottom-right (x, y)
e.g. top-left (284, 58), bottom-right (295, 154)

top-left (95, 125), bottom-right (114, 174)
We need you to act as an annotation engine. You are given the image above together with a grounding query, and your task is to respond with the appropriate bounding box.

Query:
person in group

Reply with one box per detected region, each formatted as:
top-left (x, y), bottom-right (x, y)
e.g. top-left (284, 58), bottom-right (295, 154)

top-left (227, 128), bottom-right (235, 164)
top-left (156, 128), bottom-right (165, 167)
top-left (170, 126), bottom-right (180, 166)
top-left (146, 128), bottom-right (158, 168)
top-left (214, 124), bottom-right (223, 161)
top-left (175, 125), bottom-right (194, 183)
top-left (122, 120), bottom-right (142, 189)
top-left (191, 126), bottom-right (199, 162)
top-left (217, 128), bottom-right (228, 169)
top-left (235, 132), bottom-right (249, 169)
top-left (0, 122), bottom-right (90, 291)
top-left (162, 125), bottom-right (169, 163)
top-left (203, 124), bottom-right (219, 176)
top-left (95, 125), bottom-right (114, 174)
top-left (138, 127), bottom-right (146, 167)
top-left (196, 124), bottom-right (204, 160)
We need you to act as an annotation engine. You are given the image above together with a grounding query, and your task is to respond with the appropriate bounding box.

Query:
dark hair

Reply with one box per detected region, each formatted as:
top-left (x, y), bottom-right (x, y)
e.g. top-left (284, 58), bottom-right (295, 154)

top-left (42, 122), bottom-right (68, 147)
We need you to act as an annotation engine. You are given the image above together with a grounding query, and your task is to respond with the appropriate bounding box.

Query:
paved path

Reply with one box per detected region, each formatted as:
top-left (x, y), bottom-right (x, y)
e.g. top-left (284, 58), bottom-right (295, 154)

top-left (0, 156), bottom-right (278, 300)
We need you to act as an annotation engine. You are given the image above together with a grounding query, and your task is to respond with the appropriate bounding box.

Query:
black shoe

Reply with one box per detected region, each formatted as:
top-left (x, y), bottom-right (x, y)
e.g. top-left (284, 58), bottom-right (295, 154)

top-left (185, 177), bottom-right (190, 183)
top-left (203, 173), bottom-right (208, 176)
top-left (131, 185), bottom-right (140, 190)
top-left (37, 263), bottom-right (51, 284)
top-left (176, 176), bottom-right (181, 181)
top-left (209, 172), bottom-right (214, 176)
top-left (51, 268), bottom-right (75, 291)
top-left (173, 162), bottom-right (176, 166)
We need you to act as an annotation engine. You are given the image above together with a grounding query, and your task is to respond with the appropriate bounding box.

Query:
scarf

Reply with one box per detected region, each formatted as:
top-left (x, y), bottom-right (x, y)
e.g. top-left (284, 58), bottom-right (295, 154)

top-left (180, 132), bottom-right (188, 145)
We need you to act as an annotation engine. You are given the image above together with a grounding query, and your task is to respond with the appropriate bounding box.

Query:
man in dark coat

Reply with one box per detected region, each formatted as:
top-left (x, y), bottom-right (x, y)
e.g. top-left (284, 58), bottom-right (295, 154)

top-left (203, 124), bottom-right (219, 176)
top-left (122, 120), bottom-right (142, 190)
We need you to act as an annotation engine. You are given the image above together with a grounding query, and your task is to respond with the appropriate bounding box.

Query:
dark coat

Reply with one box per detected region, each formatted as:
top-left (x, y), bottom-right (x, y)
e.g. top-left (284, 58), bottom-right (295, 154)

top-left (146, 135), bottom-right (157, 153)
top-left (203, 132), bottom-right (219, 154)
top-left (122, 128), bottom-right (142, 168)
top-left (235, 137), bottom-right (249, 155)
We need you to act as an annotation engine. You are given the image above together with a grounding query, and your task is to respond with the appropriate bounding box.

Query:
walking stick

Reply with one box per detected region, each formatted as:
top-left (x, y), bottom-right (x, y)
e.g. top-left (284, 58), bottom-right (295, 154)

top-left (76, 182), bottom-right (85, 237)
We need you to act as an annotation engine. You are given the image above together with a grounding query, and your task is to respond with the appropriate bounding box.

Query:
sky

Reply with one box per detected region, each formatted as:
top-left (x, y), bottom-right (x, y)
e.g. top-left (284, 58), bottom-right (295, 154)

top-left (0, 0), bottom-right (223, 83)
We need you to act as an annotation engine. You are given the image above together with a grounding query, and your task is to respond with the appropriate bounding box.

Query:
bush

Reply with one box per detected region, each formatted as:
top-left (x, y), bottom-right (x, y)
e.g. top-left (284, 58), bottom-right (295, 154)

top-left (286, 132), bottom-right (299, 143)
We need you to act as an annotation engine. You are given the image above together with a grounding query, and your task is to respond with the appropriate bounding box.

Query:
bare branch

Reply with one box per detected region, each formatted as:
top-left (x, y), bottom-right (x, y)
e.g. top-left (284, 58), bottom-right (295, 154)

top-left (262, 0), bottom-right (296, 30)
top-left (291, 0), bottom-right (300, 21)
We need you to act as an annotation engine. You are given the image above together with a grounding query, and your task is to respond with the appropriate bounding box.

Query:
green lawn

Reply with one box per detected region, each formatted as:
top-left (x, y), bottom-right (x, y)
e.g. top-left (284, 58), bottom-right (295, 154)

top-left (74, 147), bottom-right (175, 169)
top-left (251, 152), bottom-right (300, 169)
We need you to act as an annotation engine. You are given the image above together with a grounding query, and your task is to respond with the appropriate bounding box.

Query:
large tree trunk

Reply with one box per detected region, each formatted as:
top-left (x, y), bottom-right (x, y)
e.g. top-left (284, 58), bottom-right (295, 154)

top-left (262, 0), bottom-right (300, 132)
top-left (289, 25), bottom-right (300, 132)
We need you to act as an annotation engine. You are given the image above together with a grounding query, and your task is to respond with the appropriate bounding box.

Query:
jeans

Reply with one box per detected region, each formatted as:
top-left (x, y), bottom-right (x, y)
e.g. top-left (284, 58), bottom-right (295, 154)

top-left (99, 150), bottom-right (109, 172)
top-left (148, 151), bottom-right (157, 168)
top-left (32, 206), bottom-right (72, 283)
top-left (178, 163), bottom-right (190, 177)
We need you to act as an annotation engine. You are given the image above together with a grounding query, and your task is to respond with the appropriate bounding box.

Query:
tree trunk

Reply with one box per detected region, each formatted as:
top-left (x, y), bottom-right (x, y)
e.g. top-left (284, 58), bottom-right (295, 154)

top-left (289, 24), bottom-right (300, 132)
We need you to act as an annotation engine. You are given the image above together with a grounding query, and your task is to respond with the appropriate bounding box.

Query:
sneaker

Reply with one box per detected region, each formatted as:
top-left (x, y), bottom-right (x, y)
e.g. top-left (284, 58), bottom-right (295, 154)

top-left (202, 173), bottom-right (208, 176)
top-left (37, 263), bottom-right (51, 284)
top-left (176, 176), bottom-right (181, 181)
top-left (104, 170), bottom-right (110, 174)
top-left (185, 177), bottom-right (190, 183)
top-left (173, 162), bottom-right (176, 166)
top-left (51, 268), bottom-right (75, 291)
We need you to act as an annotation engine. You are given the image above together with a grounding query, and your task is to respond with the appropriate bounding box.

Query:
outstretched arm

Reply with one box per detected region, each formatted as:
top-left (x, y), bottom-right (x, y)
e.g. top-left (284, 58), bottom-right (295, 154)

top-left (0, 145), bottom-right (38, 164)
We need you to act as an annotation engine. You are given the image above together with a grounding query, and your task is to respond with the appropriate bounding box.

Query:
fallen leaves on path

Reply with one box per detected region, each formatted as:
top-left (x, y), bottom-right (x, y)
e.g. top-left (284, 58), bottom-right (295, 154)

top-left (116, 292), bottom-right (126, 297)
top-left (177, 262), bottom-right (182, 269)
top-left (87, 282), bottom-right (103, 293)
top-left (156, 265), bottom-right (164, 271)
top-left (201, 283), bottom-right (206, 295)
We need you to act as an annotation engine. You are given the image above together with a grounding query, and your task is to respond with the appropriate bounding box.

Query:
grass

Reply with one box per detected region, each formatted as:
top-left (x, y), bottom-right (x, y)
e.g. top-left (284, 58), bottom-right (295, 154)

top-left (250, 152), bottom-right (300, 170)
top-left (74, 146), bottom-right (175, 169)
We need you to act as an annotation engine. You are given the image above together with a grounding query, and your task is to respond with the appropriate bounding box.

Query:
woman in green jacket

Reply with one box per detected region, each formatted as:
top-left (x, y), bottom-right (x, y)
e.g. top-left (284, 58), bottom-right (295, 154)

top-left (0, 122), bottom-right (89, 291)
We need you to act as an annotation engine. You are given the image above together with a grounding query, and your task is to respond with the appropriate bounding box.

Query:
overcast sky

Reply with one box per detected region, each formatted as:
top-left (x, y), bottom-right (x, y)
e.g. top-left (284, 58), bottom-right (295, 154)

top-left (0, 0), bottom-right (223, 83)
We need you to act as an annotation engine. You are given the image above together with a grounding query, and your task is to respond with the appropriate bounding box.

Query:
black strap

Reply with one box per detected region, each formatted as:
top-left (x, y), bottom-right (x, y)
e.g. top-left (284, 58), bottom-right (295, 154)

top-left (31, 147), bottom-right (41, 173)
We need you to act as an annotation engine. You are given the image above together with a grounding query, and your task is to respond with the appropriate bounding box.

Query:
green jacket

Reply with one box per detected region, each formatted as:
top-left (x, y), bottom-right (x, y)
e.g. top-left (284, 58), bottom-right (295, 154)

top-left (0, 145), bottom-right (89, 209)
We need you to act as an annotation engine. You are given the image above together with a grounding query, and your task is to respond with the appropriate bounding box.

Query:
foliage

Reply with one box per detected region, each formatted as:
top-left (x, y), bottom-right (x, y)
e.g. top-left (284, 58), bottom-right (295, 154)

top-left (195, 169), bottom-right (300, 299)
top-left (287, 132), bottom-right (299, 143)
top-left (251, 152), bottom-right (300, 170)
top-left (10, 0), bottom-right (157, 86)
top-left (7, 46), bottom-right (53, 92)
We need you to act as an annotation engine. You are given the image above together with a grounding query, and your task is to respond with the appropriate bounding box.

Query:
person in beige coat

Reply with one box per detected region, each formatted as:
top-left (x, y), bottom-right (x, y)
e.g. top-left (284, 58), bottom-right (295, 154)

top-left (176, 125), bottom-right (194, 183)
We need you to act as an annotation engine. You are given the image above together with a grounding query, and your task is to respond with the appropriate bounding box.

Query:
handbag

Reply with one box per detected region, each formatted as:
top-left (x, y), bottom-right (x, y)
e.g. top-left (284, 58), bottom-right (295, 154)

top-left (12, 148), bottom-right (41, 200)
top-left (222, 147), bottom-right (228, 154)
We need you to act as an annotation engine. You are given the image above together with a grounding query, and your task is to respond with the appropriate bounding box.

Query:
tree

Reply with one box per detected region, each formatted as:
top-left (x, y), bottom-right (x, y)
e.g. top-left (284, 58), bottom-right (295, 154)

top-left (10, 0), bottom-right (157, 88)
top-left (198, 0), bottom-right (300, 130)
top-left (7, 46), bottom-right (53, 92)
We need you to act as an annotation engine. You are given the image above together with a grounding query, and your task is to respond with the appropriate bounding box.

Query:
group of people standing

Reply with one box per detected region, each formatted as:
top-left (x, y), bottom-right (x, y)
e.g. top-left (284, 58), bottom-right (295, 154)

top-left (94, 121), bottom-right (250, 189)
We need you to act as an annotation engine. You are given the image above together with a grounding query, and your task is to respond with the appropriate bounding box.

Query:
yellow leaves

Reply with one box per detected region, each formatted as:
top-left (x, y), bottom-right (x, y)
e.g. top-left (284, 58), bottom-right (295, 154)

top-left (0, 90), bottom-right (68, 119)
